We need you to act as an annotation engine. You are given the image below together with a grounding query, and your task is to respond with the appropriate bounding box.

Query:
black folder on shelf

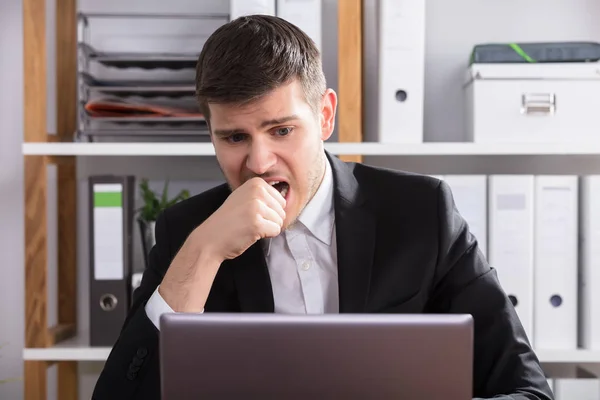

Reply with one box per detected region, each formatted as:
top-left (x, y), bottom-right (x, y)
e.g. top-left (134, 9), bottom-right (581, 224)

top-left (88, 175), bottom-right (135, 347)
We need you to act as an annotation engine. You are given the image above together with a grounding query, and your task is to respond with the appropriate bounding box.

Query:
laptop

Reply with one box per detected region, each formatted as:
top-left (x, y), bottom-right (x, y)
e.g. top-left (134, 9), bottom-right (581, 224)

top-left (159, 313), bottom-right (473, 400)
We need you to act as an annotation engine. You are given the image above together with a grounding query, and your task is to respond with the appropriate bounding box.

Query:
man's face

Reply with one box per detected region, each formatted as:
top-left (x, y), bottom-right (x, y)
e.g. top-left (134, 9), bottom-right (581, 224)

top-left (208, 79), bottom-right (337, 229)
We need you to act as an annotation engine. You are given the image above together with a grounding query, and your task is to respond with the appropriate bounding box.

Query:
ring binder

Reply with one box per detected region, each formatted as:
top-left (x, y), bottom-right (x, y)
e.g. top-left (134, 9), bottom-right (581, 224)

top-left (89, 175), bottom-right (135, 347)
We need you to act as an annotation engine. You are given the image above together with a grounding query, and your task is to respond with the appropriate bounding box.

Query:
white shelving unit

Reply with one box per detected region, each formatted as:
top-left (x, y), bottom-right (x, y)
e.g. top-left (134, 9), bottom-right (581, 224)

top-left (17, 0), bottom-right (600, 398)
top-left (22, 334), bottom-right (600, 364)
top-left (22, 138), bottom-right (600, 375)
top-left (23, 335), bottom-right (111, 362)
top-left (20, 139), bottom-right (600, 375)
top-left (22, 141), bottom-right (600, 156)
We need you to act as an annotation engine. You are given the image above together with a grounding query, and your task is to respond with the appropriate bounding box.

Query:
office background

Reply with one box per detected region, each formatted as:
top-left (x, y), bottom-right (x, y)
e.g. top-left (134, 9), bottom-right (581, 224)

top-left (2, 0), bottom-right (600, 399)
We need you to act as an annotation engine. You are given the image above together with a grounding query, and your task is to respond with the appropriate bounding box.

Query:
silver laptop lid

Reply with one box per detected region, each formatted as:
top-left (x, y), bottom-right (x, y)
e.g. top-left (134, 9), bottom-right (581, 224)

top-left (160, 313), bottom-right (473, 400)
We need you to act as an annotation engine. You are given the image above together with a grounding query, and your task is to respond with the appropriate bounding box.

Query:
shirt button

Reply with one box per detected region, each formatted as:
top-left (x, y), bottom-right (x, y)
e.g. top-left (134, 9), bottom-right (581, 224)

top-left (301, 261), bottom-right (311, 271)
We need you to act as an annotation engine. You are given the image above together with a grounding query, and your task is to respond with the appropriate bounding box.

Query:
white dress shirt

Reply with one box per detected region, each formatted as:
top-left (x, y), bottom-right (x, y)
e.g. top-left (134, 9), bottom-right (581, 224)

top-left (145, 157), bottom-right (338, 329)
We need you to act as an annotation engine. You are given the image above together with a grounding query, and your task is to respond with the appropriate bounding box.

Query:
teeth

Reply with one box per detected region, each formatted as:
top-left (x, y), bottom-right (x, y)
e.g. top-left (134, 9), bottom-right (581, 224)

top-left (270, 181), bottom-right (280, 186)
top-left (281, 186), bottom-right (288, 198)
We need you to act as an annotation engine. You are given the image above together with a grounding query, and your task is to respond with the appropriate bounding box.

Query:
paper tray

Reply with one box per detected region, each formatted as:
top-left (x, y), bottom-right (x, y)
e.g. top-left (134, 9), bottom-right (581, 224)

top-left (78, 43), bottom-right (199, 70)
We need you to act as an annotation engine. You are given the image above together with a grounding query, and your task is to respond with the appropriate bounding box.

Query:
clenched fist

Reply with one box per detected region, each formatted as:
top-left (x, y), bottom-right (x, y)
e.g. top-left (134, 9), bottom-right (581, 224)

top-left (158, 177), bottom-right (286, 312)
top-left (200, 177), bottom-right (287, 260)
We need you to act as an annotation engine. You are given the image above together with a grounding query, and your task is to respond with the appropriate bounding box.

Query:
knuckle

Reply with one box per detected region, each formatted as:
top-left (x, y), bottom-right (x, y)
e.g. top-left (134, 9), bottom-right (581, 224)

top-left (251, 183), bottom-right (266, 198)
top-left (250, 198), bottom-right (263, 214)
top-left (252, 214), bottom-right (263, 231)
top-left (251, 177), bottom-right (264, 189)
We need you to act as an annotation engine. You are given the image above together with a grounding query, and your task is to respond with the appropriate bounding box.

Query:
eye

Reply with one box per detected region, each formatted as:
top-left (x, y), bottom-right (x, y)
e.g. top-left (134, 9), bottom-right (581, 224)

top-left (274, 127), bottom-right (293, 136)
top-left (226, 133), bottom-right (247, 143)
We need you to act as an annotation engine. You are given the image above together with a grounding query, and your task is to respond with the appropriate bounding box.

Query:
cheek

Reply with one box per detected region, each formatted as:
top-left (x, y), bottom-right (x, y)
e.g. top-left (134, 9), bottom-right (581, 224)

top-left (286, 136), bottom-right (320, 186)
top-left (215, 148), bottom-right (245, 185)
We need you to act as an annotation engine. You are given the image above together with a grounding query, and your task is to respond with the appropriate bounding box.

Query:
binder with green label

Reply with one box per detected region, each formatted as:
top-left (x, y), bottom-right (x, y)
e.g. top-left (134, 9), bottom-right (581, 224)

top-left (89, 175), bottom-right (135, 347)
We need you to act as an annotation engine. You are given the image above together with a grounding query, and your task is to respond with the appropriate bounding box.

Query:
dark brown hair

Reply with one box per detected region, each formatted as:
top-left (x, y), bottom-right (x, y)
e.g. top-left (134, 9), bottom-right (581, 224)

top-left (195, 14), bottom-right (326, 121)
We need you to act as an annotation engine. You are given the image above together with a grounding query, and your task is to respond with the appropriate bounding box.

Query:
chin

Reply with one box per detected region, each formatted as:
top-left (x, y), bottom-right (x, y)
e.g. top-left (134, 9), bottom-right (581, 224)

top-left (282, 218), bottom-right (297, 232)
top-left (282, 202), bottom-right (303, 230)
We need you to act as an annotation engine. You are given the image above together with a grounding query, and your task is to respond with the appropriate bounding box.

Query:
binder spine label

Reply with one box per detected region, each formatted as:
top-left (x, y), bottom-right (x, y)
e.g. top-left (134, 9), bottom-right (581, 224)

top-left (93, 183), bottom-right (124, 280)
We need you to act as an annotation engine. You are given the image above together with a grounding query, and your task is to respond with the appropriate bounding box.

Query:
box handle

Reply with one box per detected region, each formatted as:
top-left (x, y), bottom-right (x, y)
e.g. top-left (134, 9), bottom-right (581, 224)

top-left (521, 93), bottom-right (556, 115)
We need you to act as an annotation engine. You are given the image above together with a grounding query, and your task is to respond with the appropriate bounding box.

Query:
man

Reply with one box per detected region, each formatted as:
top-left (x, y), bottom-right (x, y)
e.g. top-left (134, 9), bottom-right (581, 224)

top-left (92, 15), bottom-right (553, 400)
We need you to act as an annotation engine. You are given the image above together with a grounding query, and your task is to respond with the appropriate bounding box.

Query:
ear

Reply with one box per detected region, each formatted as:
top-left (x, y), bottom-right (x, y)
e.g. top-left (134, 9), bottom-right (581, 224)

top-left (319, 89), bottom-right (337, 141)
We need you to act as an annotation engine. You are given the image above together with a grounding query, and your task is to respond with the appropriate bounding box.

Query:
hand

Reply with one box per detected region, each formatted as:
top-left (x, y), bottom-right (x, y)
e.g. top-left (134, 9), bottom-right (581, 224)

top-left (198, 177), bottom-right (287, 261)
top-left (158, 177), bottom-right (286, 312)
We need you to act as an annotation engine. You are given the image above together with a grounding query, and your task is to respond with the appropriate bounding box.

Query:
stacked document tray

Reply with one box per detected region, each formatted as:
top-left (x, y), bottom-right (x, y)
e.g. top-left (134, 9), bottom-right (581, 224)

top-left (76, 12), bottom-right (229, 142)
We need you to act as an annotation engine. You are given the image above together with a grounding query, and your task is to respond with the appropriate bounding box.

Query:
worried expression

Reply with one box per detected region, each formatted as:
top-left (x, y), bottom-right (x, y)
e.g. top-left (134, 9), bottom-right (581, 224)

top-left (208, 79), bottom-right (337, 229)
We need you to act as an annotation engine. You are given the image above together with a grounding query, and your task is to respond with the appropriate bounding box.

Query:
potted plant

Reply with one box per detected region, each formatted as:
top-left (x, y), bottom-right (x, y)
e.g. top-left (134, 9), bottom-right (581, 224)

top-left (137, 178), bottom-right (190, 267)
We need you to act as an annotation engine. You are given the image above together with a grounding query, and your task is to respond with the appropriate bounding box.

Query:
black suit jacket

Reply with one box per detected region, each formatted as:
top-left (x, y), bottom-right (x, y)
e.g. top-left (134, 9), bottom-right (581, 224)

top-left (92, 152), bottom-right (554, 400)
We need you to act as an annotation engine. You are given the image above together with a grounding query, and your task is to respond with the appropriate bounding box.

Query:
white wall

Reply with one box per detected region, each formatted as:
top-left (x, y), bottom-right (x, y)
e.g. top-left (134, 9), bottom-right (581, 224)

top-left (0, 0), bottom-right (25, 399)
top-left (2, 0), bottom-right (600, 399)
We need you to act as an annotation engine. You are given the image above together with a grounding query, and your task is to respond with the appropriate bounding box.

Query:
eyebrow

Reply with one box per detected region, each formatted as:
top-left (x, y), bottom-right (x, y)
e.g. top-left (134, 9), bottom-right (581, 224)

top-left (212, 114), bottom-right (300, 137)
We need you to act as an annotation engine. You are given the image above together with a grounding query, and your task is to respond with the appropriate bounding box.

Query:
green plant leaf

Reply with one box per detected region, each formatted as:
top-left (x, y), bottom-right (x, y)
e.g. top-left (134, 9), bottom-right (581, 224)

top-left (160, 179), bottom-right (170, 209)
top-left (137, 178), bottom-right (190, 222)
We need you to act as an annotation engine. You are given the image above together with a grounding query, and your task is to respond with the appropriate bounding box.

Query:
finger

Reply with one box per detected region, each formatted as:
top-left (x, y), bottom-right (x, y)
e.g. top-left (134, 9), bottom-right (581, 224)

top-left (258, 216), bottom-right (283, 238)
top-left (259, 199), bottom-right (284, 228)
top-left (260, 186), bottom-right (286, 221)
top-left (262, 182), bottom-right (287, 209)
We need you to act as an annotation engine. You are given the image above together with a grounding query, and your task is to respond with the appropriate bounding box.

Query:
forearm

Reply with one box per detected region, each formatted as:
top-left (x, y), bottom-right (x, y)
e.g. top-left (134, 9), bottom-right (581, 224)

top-left (158, 232), bottom-right (223, 313)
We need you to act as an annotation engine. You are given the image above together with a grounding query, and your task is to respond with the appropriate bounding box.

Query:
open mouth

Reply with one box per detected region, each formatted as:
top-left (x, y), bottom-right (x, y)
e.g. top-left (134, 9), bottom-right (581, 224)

top-left (269, 181), bottom-right (290, 199)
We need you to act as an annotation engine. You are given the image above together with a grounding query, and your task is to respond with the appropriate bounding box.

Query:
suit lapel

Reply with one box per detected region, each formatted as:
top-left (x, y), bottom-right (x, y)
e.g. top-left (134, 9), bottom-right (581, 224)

top-left (328, 153), bottom-right (376, 313)
top-left (231, 240), bottom-right (275, 312)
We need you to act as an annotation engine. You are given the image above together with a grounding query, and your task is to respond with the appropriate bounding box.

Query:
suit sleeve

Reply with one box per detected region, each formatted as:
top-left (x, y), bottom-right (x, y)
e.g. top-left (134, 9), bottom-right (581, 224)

top-left (92, 210), bottom-right (173, 400)
top-left (429, 180), bottom-right (554, 400)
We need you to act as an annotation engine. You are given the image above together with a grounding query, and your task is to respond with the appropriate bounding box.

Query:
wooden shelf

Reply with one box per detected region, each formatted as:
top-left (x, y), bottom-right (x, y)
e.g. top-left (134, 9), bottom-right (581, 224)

top-left (22, 141), bottom-right (600, 156)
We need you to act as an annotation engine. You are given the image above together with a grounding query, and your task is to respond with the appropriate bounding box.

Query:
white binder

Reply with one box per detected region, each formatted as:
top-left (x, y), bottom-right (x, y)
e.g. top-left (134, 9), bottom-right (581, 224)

top-left (443, 175), bottom-right (488, 257)
top-left (546, 379), bottom-right (554, 396)
top-left (276, 0), bottom-right (321, 51)
top-left (230, 0), bottom-right (276, 19)
top-left (553, 379), bottom-right (600, 400)
top-left (579, 175), bottom-right (600, 350)
top-left (533, 176), bottom-right (578, 350)
top-left (488, 175), bottom-right (535, 344)
top-left (363, 0), bottom-right (425, 143)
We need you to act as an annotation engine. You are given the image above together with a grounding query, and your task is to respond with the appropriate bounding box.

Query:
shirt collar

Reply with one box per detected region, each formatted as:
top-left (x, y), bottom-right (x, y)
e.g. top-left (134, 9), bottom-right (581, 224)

top-left (262, 156), bottom-right (335, 255)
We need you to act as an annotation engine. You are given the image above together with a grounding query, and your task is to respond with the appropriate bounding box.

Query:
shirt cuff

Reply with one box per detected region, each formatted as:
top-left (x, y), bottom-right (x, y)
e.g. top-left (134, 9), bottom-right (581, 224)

top-left (144, 286), bottom-right (205, 330)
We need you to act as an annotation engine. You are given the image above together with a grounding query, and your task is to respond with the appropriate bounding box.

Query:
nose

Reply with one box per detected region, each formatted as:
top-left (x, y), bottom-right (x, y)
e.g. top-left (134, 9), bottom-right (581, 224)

top-left (245, 140), bottom-right (276, 175)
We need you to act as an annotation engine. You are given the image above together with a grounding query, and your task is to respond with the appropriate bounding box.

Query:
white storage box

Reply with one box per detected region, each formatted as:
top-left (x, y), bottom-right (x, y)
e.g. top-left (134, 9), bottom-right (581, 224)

top-left (464, 63), bottom-right (600, 143)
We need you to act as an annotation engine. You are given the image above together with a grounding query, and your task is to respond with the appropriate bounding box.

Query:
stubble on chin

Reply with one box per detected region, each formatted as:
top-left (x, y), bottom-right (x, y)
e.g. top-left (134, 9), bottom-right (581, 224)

top-left (285, 152), bottom-right (327, 231)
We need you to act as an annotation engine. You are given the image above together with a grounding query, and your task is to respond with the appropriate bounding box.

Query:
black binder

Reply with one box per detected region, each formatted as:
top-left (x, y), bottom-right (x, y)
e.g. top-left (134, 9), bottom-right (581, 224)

top-left (88, 175), bottom-right (135, 347)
